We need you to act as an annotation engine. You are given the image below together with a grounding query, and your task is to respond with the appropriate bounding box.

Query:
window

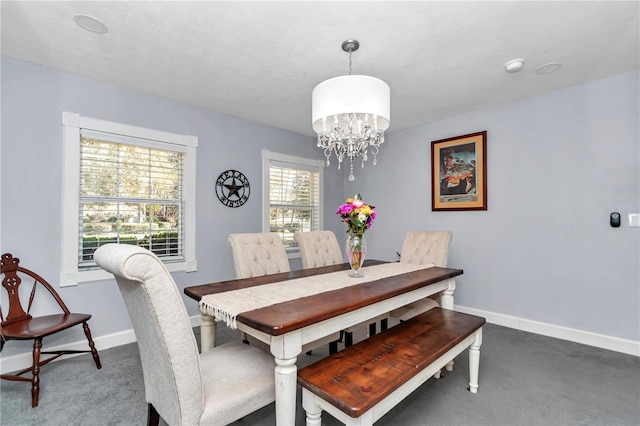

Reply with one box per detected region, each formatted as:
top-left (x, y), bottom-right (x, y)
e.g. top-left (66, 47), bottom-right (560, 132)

top-left (262, 150), bottom-right (324, 255)
top-left (61, 112), bottom-right (198, 285)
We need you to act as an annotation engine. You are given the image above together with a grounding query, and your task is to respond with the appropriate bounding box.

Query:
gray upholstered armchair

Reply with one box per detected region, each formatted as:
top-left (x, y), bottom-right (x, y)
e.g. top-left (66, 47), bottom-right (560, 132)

top-left (94, 244), bottom-right (275, 426)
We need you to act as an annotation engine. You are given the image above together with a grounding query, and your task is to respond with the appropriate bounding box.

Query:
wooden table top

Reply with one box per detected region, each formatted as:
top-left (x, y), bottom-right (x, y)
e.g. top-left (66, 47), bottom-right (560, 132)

top-left (184, 260), bottom-right (386, 300)
top-left (184, 260), bottom-right (463, 336)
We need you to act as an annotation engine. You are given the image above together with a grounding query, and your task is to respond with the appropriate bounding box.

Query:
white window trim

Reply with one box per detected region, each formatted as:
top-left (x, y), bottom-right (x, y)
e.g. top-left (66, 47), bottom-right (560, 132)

top-left (61, 111), bottom-right (198, 286)
top-left (261, 149), bottom-right (324, 260)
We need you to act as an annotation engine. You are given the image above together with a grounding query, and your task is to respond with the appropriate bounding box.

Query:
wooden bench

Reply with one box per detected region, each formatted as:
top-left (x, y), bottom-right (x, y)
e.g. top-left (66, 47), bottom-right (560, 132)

top-left (297, 308), bottom-right (485, 425)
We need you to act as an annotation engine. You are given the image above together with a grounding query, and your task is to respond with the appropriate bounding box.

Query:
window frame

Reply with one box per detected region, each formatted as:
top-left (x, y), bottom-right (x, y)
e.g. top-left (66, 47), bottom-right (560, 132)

top-left (61, 111), bottom-right (198, 286)
top-left (261, 149), bottom-right (324, 259)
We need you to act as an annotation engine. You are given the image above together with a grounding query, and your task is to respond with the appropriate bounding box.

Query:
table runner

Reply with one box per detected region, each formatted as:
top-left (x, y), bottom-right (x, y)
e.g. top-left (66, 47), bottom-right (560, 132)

top-left (200, 262), bottom-right (433, 328)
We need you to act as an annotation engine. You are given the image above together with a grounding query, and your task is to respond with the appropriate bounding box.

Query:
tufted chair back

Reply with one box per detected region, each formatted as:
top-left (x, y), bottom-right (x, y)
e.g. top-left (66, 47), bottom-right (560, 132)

top-left (227, 233), bottom-right (290, 278)
top-left (94, 243), bottom-right (203, 425)
top-left (294, 231), bottom-right (344, 269)
top-left (400, 231), bottom-right (453, 267)
top-left (390, 231), bottom-right (453, 323)
top-left (95, 243), bottom-right (276, 425)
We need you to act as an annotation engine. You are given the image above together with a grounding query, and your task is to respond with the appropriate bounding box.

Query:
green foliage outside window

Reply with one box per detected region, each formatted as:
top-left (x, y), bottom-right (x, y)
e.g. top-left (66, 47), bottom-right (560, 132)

top-left (81, 231), bottom-right (179, 261)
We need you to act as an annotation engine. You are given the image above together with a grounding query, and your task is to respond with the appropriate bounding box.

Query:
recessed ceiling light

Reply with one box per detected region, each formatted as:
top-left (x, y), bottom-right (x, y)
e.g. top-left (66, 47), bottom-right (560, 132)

top-left (73, 14), bottom-right (108, 34)
top-left (504, 58), bottom-right (525, 73)
top-left (536, 62), bottom-right (562, 74)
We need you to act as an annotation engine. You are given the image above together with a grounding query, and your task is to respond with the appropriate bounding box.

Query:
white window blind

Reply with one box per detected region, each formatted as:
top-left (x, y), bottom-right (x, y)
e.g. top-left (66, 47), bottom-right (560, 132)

top-left (78, 131), bottom-right (185, 268)
top-left (263, 151), bottom-right (323, 251)
top-left (62, 112), bottom-right (198, 285)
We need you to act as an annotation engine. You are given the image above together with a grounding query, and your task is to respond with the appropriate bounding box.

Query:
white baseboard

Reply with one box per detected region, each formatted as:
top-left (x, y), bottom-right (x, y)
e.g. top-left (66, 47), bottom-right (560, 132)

top-left (0, 315), bottom-right (203, 374)
top-left (0, 328), bottom-right (136, 375)
top-left (455, 305), bottom-right (640, 357)
top-left (189, 314), bottom-right (202, 328)
top-left (2, 311), bottom-right (637, 374)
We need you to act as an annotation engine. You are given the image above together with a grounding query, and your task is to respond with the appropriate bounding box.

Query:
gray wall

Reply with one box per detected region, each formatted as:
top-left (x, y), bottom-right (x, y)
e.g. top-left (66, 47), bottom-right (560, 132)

top-left (1, 57), bottom-right (638, 362)
top-left (348, 70), bottom-right (639, 341)
top-left (0, 57), bottom-right (344, 356)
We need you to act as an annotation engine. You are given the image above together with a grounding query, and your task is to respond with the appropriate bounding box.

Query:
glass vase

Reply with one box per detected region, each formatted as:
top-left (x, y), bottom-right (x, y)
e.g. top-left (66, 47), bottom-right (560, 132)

top-left (345, 233), bottom-right (367, 277)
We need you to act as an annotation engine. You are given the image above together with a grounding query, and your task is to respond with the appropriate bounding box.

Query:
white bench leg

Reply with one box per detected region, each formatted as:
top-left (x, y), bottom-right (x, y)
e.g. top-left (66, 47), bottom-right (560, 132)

top-left (468, 329), bottom-right (482, 393)
top-left (302, 389), bottom-right (322, 426)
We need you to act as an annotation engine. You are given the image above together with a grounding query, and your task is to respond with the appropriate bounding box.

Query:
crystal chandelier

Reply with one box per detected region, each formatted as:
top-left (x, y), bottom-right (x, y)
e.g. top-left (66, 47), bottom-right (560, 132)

top-left (312, 40), bottom-right (391, 181)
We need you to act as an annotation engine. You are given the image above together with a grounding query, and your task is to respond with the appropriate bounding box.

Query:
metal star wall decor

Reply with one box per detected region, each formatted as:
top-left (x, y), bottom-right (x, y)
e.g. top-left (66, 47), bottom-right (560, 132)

top-left (215, 170), bottom-right (250, 208)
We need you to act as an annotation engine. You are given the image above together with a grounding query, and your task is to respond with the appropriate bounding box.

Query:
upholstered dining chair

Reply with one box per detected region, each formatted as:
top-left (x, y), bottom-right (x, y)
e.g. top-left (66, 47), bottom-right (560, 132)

top-left (294, 231), bottom-right (384, 351)
top-left (227, 232), bottom-right (291, 278)
top-left (294, 230), bottom-right (344, 269)
top-left (228, 232), bottom-right (340, 354)
top-left (94, 244), bottom-right (275, 426)
top-left (0, 253), bottom-right (102, 407)
top-left (388, 231), bottom-right (453, 322)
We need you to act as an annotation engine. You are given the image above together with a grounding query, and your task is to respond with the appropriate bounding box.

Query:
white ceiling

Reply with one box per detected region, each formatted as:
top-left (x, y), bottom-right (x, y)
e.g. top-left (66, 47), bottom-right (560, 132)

top-left (2, 1), bottom-right (638, 137)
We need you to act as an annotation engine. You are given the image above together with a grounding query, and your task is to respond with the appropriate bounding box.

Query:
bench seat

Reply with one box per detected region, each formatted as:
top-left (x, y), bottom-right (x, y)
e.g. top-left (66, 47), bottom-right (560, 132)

top-left (297, 308), bottom-right (485, 425)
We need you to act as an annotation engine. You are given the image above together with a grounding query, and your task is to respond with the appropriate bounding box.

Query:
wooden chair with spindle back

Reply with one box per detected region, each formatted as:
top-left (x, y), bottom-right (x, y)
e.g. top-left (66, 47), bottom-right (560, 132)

top-left (0, 253), bottom-right (102, 407)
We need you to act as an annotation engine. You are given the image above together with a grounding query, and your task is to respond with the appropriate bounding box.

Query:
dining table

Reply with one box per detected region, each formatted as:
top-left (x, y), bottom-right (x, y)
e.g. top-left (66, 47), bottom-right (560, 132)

top-left (184, 260), bottom-right (463, 426)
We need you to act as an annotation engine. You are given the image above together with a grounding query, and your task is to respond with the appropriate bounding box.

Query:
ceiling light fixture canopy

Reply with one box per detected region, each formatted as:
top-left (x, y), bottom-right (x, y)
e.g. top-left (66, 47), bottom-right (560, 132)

top-left (536, 62), bottom-right (562, 74)
top-left (73, 14), bottom-right (108, 34)
top-left (312, 40), bottom-right (390, 181)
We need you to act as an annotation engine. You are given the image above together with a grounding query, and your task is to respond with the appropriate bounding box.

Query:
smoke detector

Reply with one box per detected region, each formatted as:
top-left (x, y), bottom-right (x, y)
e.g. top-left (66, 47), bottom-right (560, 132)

top-left (504, 58), bottom-right (525, 73)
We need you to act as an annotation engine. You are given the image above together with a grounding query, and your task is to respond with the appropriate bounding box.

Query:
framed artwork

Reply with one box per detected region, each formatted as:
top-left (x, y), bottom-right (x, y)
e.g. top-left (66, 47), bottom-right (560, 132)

top-left (431, 131), bottom-right (487, 211)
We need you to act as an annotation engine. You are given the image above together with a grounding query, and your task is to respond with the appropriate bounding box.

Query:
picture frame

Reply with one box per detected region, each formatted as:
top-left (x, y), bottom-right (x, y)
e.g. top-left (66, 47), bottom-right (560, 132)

top-left (431, 131), bottom-right (487, 211)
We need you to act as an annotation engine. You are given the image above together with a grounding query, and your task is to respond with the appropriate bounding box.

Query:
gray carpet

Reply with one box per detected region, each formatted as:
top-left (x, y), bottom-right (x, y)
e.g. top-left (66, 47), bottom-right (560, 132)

top-left (1, 324), bottom-right (638, 426)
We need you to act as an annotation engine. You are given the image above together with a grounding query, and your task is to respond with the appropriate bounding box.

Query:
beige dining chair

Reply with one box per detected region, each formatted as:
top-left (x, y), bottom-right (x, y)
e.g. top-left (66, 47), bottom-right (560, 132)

top-left (228, 232), bottom-right (340, 354)
top-left (294, 230), bottom-right (384, 351)
top-left (294, 230), bottom-right (344, 269)
top-left (94, 243), bottom-right (275, 426)
top-left (227, 232), bottom-right (291, 278)
top-left (388, 231), bottom-right (453, 321)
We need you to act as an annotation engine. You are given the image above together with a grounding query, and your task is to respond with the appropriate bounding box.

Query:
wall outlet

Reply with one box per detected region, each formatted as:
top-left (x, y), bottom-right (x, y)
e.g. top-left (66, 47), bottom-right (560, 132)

top-left (629, 213), bottom-right (640, 227)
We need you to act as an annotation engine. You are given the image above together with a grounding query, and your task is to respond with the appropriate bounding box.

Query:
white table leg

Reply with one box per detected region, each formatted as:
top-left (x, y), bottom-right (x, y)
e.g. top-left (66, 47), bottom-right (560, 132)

top-left (275, 356), bottom-right (298, 425)
top-left (200, 314), bottom-right (216, 352)
top-left (440, 278), bottom-right (456, 310)
top-left (271, 332), bottom-right (302, 426)
top-left (468, 328), bottom-right (482, 393)
top-left (442, 278), bottom-right (456, 371)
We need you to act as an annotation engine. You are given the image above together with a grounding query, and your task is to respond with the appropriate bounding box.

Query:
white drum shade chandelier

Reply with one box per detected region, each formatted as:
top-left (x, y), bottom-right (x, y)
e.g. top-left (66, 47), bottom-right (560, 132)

top-left (312, 40), bottom-right (390, 181)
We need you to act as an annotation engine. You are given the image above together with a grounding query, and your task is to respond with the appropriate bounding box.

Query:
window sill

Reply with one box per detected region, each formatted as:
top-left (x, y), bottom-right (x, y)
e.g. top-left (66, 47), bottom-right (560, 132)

top-left (286, 249), bottom-right (301, 260)
top-left (63, 260), bottom-right (197, 286)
